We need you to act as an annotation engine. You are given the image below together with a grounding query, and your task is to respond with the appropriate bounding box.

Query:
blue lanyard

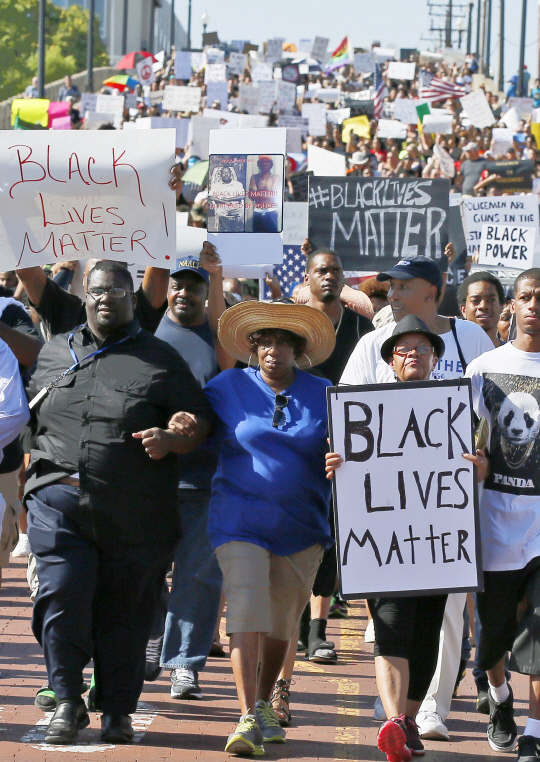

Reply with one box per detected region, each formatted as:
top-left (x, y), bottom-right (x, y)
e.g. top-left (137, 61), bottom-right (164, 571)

top-left (66, 329), bottom-right (133, 372)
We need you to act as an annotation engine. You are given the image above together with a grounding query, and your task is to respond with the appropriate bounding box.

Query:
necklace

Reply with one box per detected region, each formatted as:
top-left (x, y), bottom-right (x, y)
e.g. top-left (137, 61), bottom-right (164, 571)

top-left (334, 306), bottom-right (344, 335)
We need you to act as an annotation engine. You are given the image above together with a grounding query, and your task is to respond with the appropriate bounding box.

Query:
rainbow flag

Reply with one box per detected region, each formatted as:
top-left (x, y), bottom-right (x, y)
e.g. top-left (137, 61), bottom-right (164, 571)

top-left (325, 37), bottom-right (353, 73)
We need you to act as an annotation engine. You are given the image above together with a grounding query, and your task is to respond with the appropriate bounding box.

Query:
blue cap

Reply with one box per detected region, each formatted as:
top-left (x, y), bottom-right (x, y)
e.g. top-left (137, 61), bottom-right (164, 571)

top-left (376, 256), bottom-right (443, 290)
top-left (171, 257), bottom-right (210, 283)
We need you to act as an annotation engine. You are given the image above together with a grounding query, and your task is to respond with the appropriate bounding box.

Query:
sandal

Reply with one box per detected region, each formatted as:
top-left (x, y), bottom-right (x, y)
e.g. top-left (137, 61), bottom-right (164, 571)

top-left (307, 640), bottom-right (338, 664)
top-left (271, 678), bottom-right (293, 727)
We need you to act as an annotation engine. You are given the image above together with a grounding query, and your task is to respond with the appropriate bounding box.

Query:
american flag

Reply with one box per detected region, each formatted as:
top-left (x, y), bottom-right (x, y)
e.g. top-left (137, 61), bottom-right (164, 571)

top-left (373, 64), bottom-right (385, 118)
top-left (418, 69), bottom-right (466, 101)
top-left (263, 246), bottom-right (305, 299)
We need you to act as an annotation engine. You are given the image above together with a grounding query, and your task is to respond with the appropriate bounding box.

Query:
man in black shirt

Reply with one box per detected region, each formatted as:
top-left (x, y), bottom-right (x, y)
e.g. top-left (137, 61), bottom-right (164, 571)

top-left (25, 261), bottom-right (214, 745)
top-left (461, 142), bottom-right (486, 196)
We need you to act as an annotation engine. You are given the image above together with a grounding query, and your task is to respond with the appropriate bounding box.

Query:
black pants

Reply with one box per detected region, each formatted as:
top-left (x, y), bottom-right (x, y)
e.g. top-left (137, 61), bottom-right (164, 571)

top-left (27, 484), bottom-right (175, 714)
top-left (368, 594), bottom-right (447, 702)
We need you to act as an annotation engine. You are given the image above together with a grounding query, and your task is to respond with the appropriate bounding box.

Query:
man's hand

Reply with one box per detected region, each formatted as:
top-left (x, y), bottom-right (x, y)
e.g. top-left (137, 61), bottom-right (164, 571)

top-left (444, 241), bottom-right (456, 266)
top-left (132, 428), bottom-right (177, 459)
top-left (199, 242), bottom-right (222, 274)
top-left (169, 164), bottom-right (184, 198)
top-left (168, 411), bottom-right (198, 437)
top-left (264, 271), bottom-right (282, 299)
top-left (462, 448), bottom-right (490, 482)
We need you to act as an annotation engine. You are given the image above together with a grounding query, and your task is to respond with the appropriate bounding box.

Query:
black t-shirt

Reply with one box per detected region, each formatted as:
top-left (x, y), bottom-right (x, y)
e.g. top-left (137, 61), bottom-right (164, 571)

top-left (461, 158), bottom-right (486, 195)
top-left (314, 307), bottom-right (373, 385)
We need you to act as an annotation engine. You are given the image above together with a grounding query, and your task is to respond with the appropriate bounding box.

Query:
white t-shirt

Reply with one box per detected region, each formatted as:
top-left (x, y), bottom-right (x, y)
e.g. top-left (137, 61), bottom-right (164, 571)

top-left (466, 342), bottom-right (540, 571)
top-left (340, 317), bottom-right (494, 386)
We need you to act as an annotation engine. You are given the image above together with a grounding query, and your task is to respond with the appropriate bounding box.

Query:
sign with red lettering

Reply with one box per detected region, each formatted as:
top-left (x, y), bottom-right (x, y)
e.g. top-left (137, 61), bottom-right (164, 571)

top-left (0, 130), bottom-right (176, 268)
top-left (327, 380), bottom-right (482, 597)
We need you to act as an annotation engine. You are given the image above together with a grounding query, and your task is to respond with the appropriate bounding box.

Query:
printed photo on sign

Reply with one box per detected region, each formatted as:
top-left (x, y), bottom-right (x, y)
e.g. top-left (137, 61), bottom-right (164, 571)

top-left (207, 155), bottom-right (247, 232)
top-left (482, 373), bottom-right (540, 495)
top-left (246, 154), bottom-right (284, 233)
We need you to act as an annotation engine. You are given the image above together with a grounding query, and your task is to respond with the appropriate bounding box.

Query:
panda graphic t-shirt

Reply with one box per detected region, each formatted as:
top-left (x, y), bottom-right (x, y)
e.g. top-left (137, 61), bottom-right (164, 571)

top-left (466, 342), bottom-right (540, 571)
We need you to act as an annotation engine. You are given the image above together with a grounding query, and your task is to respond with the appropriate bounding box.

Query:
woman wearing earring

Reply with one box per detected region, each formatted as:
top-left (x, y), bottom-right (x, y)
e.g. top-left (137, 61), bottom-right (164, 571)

top-left (196, 299), bottom-right (335, 757)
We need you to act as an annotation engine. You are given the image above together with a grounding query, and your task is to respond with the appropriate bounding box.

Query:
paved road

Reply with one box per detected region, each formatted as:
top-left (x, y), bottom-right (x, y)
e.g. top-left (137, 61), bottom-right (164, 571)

top-left (0, 558), bottom-right (529, 761)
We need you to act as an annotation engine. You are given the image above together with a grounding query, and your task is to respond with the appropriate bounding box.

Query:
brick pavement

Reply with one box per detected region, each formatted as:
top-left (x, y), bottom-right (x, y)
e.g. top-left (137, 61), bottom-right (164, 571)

top-left (0, 558), bottom-right (529, 761)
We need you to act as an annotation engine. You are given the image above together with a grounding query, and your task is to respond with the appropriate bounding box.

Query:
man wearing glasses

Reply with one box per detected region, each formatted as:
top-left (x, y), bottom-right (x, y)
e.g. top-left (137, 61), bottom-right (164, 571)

top-left (25, 261), bottom-right (215, 746)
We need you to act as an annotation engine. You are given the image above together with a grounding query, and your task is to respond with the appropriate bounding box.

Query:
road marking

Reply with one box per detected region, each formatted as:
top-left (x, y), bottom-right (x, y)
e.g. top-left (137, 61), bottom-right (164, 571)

top-left (22, 701), bottom-right (159, 751)
top-left (332, 608), bottom-right (364, 760)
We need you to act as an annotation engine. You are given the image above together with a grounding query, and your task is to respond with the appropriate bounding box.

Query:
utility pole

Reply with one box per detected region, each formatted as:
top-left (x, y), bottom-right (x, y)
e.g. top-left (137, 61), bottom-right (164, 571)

top-left (37, 0), bottom-right (46, 98)
top-left (149, 0), bottom-right (155, 52)
top-left (467, 1), bottom-right (474, 52)
top-left (498, 0), bottom-right (504, 91)
top-left (517, 0), bottom-right (527, 96)
top-left (476, 0), bottom-right (481, 54)
top-left (446, 0), bottom-right (453, 47)
top-left (479, 0), bottom-right (486, 70)
top-left (86, 0), bottom-right (95, 92)
top-left (485, 0), bottom-right (492, 75)
top-left (187, 0), bottom-right (192, 49)
top-left (122, 0), bottom-right (128, 55)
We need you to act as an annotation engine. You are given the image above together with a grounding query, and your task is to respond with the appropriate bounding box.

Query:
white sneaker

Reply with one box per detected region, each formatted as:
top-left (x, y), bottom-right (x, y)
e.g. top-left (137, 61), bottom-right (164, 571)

top-left (373, 696), bottom-right (387, 721)
top-left (364, 618), bottom-right (375, 643)
top-left (415, 711), bottom-right (450, 740)
top-left (12, 533), bottom-right (30, 558)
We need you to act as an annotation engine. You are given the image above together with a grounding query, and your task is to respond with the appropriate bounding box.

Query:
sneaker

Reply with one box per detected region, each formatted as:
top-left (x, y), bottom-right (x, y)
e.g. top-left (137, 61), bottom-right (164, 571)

top-left (255, 699), bottom-right (286, 743)
top-left (145, 634), bottom-right (163, 682)
top-left (364, 618), bottom-right (375, 643)
top-left (517, 735), bottom-right (540, 762)
top-left (170, 668), bottom-right (202, 700)
top-left (373, 696), bottom-right (387, 721)
top-left (487, 685), bottom-right (517, 752)
top-left (12, 533), bottom-right (30, 558)
top-left (416, 711), bottom-right (450, 741)
top-left (225, 714), bottom-right (265, 756)
top-left (377, 716), bottom-right (412, 762)
top-left (476, 678), bottom-right (490, 715)
top-left (404, 716), bottom-right (425, 757)
top-left (328, 594), bottom-right (348, 619)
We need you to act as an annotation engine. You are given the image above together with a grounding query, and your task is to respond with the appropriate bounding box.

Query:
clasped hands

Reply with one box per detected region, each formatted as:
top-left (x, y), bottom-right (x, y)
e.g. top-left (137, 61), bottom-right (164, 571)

top-left (132, 412), bottom-right (198, 460)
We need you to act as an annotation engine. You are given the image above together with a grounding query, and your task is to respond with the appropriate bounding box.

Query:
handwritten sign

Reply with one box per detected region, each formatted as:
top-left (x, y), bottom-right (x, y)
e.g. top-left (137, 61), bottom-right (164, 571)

top-left (387, 62), bottom-right (416, 80)
top-left (301, 103), bottom-right (327, 136)
top-left (461, 195), bottom-right (539, 258)
top-left (206, 81), bottom-right (229, 108)
top-left (328, 380), bottom-right (481, 598)
top-left (460, 90), bottom-right (495, 129)
top-left (0, 131), bottom-right (176, 269)
top-left (259, 81), bottom-right (277, 113)
top-left (174, 51), bottom-right (193, 80)
top-left (377, 119), bottom-right (408, 139)
top-left (393, 99), bottom-right (424, 124)
top-left (479, 224), bottom-right (536, 269)
top-left (228, 52), bottom-right (247, 76)
top-left (251, 64), bottom-right (273, 82)
top-left (311, 36), bottom-right (329, 62)
top-left (308, 176), bottom-right (450, 271)
top-left (353, 52), bottom-right (376, 74)
top-left (276, 81), bottom-right (296, 111)
top-left (239, 84), bottom-right (261, 114)
top-left (162, 86), bottom-right (201, 113)
top-left (422, 113), bottom-right (453, 135)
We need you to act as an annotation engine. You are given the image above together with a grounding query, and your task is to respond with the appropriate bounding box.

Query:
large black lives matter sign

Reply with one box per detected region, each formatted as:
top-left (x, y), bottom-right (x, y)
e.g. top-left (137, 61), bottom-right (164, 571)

top-left (308, 177), bottom-right (450, 272)
top-left (327, 379), bottom-right (482, 598)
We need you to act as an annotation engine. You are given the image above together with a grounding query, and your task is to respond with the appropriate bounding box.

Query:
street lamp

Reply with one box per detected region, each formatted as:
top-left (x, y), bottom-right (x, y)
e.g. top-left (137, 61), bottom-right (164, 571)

top-left (201, 10), bottom-right (209, 46)
top-left (456, 16), bottom-right (466, 48)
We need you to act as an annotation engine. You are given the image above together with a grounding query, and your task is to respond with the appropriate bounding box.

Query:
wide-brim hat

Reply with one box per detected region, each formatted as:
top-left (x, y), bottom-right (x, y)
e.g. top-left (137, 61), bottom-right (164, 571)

top-left (218, 300), bottom-right (336, 369)
top-left (380, 314), bottom-right (445, 364)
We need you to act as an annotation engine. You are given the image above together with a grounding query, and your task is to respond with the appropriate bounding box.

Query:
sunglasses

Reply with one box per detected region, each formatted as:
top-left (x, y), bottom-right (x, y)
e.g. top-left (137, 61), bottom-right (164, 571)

top-left (272, 394), bottom-right (289, 428)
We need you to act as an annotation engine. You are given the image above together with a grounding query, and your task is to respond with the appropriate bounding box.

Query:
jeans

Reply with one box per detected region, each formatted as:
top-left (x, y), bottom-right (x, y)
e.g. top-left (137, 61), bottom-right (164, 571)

top-left (160, 491), bottom-right (222, 672)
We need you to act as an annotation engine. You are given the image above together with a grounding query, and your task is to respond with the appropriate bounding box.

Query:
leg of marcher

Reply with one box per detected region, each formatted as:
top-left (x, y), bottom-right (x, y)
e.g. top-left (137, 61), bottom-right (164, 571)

top-left (257, 634), bottom-right (289, 702)
top-left (271, 628), bottom-right (298, 726)
top-left (230, 632), bottom-right (260, 714)
top-left (376, 655), bottom-right (409, 719)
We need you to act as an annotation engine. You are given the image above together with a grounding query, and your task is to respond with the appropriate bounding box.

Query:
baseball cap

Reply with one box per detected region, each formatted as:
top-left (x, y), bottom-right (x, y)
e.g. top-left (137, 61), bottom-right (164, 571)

top-left (463, 141), bottom-right (478, 151)
top-left (170, 256), bottom-right (210, 283)
top-left (376, 256), bottom-right (443, 290)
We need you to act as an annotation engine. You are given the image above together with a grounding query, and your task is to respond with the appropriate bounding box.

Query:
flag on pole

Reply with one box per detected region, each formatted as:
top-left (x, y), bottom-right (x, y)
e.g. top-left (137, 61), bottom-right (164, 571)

top-left (418, 70), bottom-right (466, 101)
top-left (373, 64), bottom-right (386, 118)
top-left (325, 37), bottom-right (353, 73)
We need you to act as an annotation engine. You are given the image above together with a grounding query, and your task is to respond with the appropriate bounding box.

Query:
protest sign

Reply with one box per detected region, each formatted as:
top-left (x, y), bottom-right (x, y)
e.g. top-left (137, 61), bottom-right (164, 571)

top-left (387, 61), bottom-right (416, 80)
top-left (286, 129), bottom-right (302, 153)
top-left (206, 128), bottom-right (287, 264)
top-left (85, 112), bottom-right (115, 129)
top-left (500, 107), bottom-right (520, 132)
top-left (433, 144), bottom-right (456, 179)
top-left (190, 115), bottom-right (220, 159)
top-left (251, 64), bottom-right (273, 82)
top-left (373, 47), bottom-right (395, 63)
top-left (162, 86), bottom-right (201, 113)
top-left (311, 36), bottom-right (329, 62)
top-left (460, 90), bottom-right (496, 129)
top-left (422, 113), bottom-right (453, 135)
top-left (283, 202), bottom-right (308, 245)
top-left (206, 81), bottom-right (229, 108)
top-left (461, 194), bottom-right (539, 258)
top-left (135, 116), bottom-right (190, 148)
top-left (326, 108), bottom-right (351, 124)
top-left (239, 84), bottom-right (261, 114)
top-left (203, 108), bottom-right (239, 128)
top-left (228, 52), bottom-right (247, 76)
top-left (176, 220), bottom-right (207, 258)
top-left (290, 171), bottom-right (312, 201)
top-left (278, 115), bottom-right (309, 137)
top-left (0, 130), bottom-right (176, 269)
top-left (479, 224), bottom-right (536, 269)
top-left (490, 159), bottom-right (534, 193)
top-left (299, 39), bottom-right (312, 53)
top-left (259, 81), bottom-right (277, 113)
top-left (205, 48), bottom-right (224, 65)
top-left (281, 63), bottom-right (301, 85)
top-left (507, 97), bottom-right (534, 118)
top-left (205, 63), bottom-right (226, 84)
top-left (174, 51), bottom-right (193, 80)
top-left (307, 145), bottom-right (346, 176)
top-left (125, 94), bottom-right (138, 110)
top-left (317, 88), bottom-right (341, 104)
top-left (136, 58), bottom-right (155, 86)
top-left (342, 115), bottom-right (371, 141)
top-left (353, 52), bottom-right (376, 74)
top-left (96, 94), bottom-right (124, 117)
top-left (492, 128), bottom-right (514, 156)
top-left (80, 93), bottom-right (98, 115)
top-left (376, 119), bottom-right (408, 139)
top-left (276, 81), bottom-right (296, 111)
top-left (191, 52), bottom-right (205, 71)
top-left (231, 39), bottom-right (247, 52)
top-left (236, 114), bottom-right (268, 129)
top-left (308, 176), bottom-right (450, 271)
top-left (443, 47), bottom-right (466, 66)
top-left (266, 39), bottom-right (283, 63)
top-left (301, 103), bottom-right (327, 136)
top-left (393, 99), bottom-right (423, 124)
top-left (328, 380), bottom-right (481, 598)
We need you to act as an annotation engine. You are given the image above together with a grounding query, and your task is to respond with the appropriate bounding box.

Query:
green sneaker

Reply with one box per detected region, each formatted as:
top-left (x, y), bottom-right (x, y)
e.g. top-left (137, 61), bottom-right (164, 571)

top-left (225, 714), bottom-right (265, 756)
top-left (35, 684), bottom-right (57, 711)
top-left (255, 700), bottom-right (286, 743)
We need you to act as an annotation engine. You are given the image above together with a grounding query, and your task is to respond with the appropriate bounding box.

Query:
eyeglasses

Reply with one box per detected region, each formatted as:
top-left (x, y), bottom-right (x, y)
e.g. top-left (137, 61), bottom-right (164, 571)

top-left (87, 288), bottom-right (133, 300)
top-left (272, 393), bottom-right (289, 428)
top-left (393, 345), bottom-right (433, 356)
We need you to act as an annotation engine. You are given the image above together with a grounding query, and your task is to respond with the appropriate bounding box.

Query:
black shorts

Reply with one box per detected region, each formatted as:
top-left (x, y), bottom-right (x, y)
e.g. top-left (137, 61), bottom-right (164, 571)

top-left (312, 504), bottom-right (337, 598)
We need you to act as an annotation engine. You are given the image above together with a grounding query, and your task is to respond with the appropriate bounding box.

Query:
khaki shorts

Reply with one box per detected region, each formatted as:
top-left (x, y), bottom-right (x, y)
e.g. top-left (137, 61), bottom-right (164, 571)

top-left (215, 541), bottom-right (324, 641)
top-left (0, 469), bottom-right (21, 568)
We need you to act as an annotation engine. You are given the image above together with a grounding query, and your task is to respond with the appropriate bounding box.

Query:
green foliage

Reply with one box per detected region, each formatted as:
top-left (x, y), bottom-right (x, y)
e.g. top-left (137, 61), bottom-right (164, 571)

top-left (0, 0), bottom-right (109, 101)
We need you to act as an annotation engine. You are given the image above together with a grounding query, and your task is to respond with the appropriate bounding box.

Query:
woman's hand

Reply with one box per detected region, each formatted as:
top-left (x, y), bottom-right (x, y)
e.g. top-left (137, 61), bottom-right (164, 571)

top-left (168, 411), bottom-right (198, 437)
top-left (462, 448), bottom-right (490, 482)
top-left (325, 452), bottom-right (343, 479)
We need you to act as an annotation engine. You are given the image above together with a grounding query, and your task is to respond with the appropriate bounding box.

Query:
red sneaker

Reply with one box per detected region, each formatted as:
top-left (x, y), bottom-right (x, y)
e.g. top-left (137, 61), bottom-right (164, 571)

top-left (377, 716), bottom-right (413, 762)
top-left (403, 716), bottom-right (425, 757)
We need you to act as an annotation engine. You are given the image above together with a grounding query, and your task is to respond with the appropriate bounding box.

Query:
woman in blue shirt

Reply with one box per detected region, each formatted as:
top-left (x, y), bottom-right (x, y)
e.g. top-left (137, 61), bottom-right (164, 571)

top-left (204, 299), bottom-right (335, 757)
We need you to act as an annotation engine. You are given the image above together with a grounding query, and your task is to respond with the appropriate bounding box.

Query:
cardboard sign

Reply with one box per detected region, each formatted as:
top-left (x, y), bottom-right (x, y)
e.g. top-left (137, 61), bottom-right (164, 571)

top-left (206, 128), bottom-right (287, 264)
top-left (460, 90), bottom-right (496, 129)
top-left (308, 176), bottom-right (450, 271)
top-left (433, 144), bottom-right (455, 179)
top-left (136, 58), bottom-right (155, 86)
top-left (162, 86), bottom-right (201, 113)
top-left (251, 64), bottom-right (273, 82)
top-left (507, 97), bottom-right (534, 117)
top-left (500, 107), bottom-right (520, 133)
top-left (206, 81), bottom-right (229, 108)
top-left (278, 115), bottom-right (309, 137)
top-left (422, 113), bottom-right (453, 135)
top-left (205, 63), bottom-right (226, 84)
top-left (0, 131), bottom-right (176, 269)
top-left (393, 99), bottom-right (422, 124)
top-left (479, 224), bottom-right (536, 269)
top-left (80, 93), bottom-right (98, 115)
top-left (492, 128), bottom-right (514, 157)
top-left (266, 39), bottom-right (283, 63)
top-left (301, 103), bottom-right (327, 136)
top-left (174, 51), bottom-right (193, 80)
top-left (311, 36), bottom-right (329, 62)
top-left (377, 119), bottom-right (408, 139)
top-left (202, 31), bottom-right (220, 46)
top-left (135, 116), bottom-right (190, 149)
top-left (387, 61), bottom-right (416, 80)
top-left (239, 84), bottom-right (261, 114)
top-left (276, 81), bottom-right (296, 111)
top-left (259, 81), bottom-right (277, 113)
top-left (326, 108), bottom-right (351, 125)
top-left (328, 380), bottom-right (481, 598)
top-left (205, 48), bottom-right (224, 65)
top-left (95, 94), bottom-right (124, 124)
top-left (353, 52), bottom-right (376, 74)
top-left (462, 195), bottom-right (539, 258)
top-left (307, 145), bottom-right (346, 177)
top-left (490, 159), bottom-right (534, 193)
top-left (228, 52), bottom-right (247, 76)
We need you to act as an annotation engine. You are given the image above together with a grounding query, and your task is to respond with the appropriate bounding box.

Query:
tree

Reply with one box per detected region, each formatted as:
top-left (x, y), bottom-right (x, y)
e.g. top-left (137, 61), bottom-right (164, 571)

top-left (0, 0), bottom-right (109, 101)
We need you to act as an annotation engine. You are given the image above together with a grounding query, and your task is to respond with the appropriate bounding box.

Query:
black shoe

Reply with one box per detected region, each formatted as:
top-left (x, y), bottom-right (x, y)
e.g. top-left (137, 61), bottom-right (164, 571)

top-left (44, 699), bottom-right (89, 745)
top-left (101, 713), bottom-right (134, 744)
top-left (487, 685), bottom-right (517, 752)
top-left (518, 735), bottom-right (540, 762)
top-left (144, 661), bottom-right (163, 682)
top-left (476, 688), bottom-right (490, 714)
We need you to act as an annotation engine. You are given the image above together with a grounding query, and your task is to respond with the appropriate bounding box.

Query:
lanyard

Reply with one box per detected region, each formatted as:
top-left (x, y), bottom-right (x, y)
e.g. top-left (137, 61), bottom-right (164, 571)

top-left (29, 328), bottom-right (136, 410)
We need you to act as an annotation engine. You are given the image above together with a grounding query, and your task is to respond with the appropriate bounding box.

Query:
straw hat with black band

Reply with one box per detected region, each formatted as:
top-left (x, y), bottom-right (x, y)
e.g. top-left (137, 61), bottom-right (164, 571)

top-left (218, 300), bottom-right (336, 370)
top-left (380, 314), bottom-right (446, 364)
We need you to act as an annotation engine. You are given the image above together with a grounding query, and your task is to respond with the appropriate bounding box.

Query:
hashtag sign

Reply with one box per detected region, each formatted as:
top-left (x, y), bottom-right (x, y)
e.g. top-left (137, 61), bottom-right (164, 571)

top-left (309, 185), bottom-right (330, 208)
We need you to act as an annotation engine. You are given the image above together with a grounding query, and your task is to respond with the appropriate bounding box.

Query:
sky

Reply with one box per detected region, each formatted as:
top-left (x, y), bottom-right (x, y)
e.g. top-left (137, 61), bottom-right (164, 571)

top-left (183, 0), bottom-right (539, 86)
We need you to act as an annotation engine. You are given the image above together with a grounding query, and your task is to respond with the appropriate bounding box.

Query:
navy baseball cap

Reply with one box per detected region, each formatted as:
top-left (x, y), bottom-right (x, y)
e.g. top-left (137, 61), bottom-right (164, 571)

top-left (170, 256), bottom-right (210, 284)
top-left (376, 256), bottom-right (443, 291)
